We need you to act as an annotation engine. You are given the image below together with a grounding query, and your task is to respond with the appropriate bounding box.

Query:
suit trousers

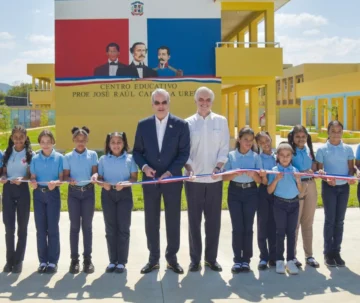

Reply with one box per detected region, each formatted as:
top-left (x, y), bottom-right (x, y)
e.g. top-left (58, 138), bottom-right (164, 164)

top-left (2, 182), bottom-right (30, 265)
top-left (142, 182), bottom-right (182, 265)
top-left (185, 181), bottom-right (223, 264)
top-left (101, 187), bottom-right (133, 265)
top-left (294, 179), bottom-right (317, 258)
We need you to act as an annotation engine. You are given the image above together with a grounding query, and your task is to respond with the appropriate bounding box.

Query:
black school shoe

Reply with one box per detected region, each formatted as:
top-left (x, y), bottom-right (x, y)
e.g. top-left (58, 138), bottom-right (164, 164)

top-left (46, 264), bottom-right (58, 274)
top-left (333, 253), bottom-right (345, 267)
top-left (37, 264), bottom-right (47, 273)
top-left (324, 254), bottom-right (336, 267)
top-left (12, 262), bottom-right (23, 274)
top-left (69, 259), bottom-right (80, 274)
top-left (83, 258), bottom-right (95, 274)
top-left (3, 263), bottom-right (13, 273)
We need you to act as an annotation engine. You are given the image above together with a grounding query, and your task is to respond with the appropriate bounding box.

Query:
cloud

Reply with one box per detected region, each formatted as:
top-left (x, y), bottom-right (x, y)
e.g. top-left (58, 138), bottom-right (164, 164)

top-left (276, 13), bottom-right (328, 28)
top-left (0, 32), bottom-right (14, 40)
top-left (21, 48), bottom-right (54, 60)
top-left (27, 34), bottom-right (54, 44)
top-left (0, 41), bottom-right (16, 49)
top-left (278, 34), bottom-right (360, 65)
top-left (303, 29), bottom-right (321, 36)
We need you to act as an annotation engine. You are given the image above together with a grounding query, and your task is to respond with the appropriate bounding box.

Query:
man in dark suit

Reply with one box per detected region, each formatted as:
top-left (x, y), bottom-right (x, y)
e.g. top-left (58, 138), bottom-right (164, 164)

top-left (117, 42), bottom-right (158, 78)
top-left (133, 89), bottom-right (190, 274)
top-left (93, 42), bottom-right (127, 76)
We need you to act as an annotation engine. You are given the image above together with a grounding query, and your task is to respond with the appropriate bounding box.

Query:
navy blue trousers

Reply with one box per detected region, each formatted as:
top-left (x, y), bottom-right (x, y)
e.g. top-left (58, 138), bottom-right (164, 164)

top-left (68, 185), bottom-right (95, 260)
top-left (227, 182), bottom-right (259, 264)
top-left (321, 181), bottom-right (349, 255)
top-left (257, 184), bottom-right (276, 262)
top-left (33, 187), bottom-right (61, 264)
top-left (101, 187), bottom-right (133, 265)
top-left (2, 182), bottom-right (30, 265)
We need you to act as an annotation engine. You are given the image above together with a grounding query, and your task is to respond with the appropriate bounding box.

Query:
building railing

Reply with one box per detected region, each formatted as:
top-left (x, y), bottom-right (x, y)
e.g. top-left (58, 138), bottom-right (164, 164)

top-left (216, 41), bottom-right (281, 48)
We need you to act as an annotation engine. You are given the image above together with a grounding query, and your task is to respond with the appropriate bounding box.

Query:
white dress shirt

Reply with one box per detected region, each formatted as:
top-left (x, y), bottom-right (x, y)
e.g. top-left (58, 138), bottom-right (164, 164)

top-left (155, 113), bottom-right (169, 152)
top-left (108, 59), bottom-right (119, 76)
top-left (185, 112), bottom-right (229, 183)
top-left (133, 61), bottom-right (144, 78)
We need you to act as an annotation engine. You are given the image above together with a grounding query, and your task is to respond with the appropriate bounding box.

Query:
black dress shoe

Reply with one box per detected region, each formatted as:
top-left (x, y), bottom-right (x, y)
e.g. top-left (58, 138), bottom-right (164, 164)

top-left (333, 253), bottom-right (345, 267)
top-left (189, 262), bottom-right (201, 272)
top-left (205, 261), bottom-right (222, 272)
top-left (37, 264), bottom-right (47, 273)
top-left (83, 258), bottom-right (95, 274)
top-left (12, 262), bottom-right (23, 274)
top-left (106, 264), bottom-right (116, 273)
top-left (69, 259), bottom-right (80, 274)
top-left (231, 263), bottom-right (242, 274)
top-left (3, 263), bottom-right (13, 273)
top-left (140, 263), bottom-right (160, 274)
top-left (268, 260), bottom-right (276, 267)
top-left (46, 265), bottom-right (58, 274)
top-left (167, 263), bottom-right (184, 274)
top-left (115, 265), bottom-right (125, 274)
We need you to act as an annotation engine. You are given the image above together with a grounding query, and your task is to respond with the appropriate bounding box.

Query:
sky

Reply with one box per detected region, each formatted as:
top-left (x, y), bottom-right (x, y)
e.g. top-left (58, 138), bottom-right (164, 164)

top-left (0, 0), bottom-right (360, 84)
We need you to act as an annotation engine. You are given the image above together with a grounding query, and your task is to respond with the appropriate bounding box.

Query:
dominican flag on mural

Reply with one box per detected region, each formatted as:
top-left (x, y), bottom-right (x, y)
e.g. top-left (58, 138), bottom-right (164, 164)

top-left (55, 0), bottom-right (221, 79)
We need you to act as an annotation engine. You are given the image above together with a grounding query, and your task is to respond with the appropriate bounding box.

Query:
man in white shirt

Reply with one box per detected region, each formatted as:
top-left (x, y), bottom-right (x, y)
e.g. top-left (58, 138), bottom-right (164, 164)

top-left (185, 86), bottom-right (230, 272)
top-left (133, 89), bottom-right (190, 275)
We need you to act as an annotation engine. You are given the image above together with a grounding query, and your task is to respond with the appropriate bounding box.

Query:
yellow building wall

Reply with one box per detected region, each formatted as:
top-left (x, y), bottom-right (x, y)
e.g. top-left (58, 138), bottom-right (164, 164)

top-left (303, 64), bottom-right (359, 82)
top-left (55, 83), bottom-right (221, 151)
top-left (297, 71), bottom-right (360, 97)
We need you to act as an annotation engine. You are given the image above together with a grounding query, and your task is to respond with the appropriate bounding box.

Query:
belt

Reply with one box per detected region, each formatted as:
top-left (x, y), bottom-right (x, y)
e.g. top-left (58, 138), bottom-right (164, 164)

top-left (274, 196), bottom-right (299, 203)
top-left (230, 181), bottom-right (257, 189)
top-left (37, 186), bottom-right (50, 193)
top-left (69, 183), bottom-right (94, 192)
top-left (301, 177), bottom-right (313, 182)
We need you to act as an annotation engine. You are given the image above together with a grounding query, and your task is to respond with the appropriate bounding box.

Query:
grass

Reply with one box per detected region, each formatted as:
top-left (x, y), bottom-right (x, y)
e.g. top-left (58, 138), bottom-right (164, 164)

top-left (0, 126), bottom-right (358, 211)
top-left (276, 125), bottom-right (293, 131)
top-left (0, 179), bottom-right (358, 212)
top-left (318, 132), bottom-right (357, 139)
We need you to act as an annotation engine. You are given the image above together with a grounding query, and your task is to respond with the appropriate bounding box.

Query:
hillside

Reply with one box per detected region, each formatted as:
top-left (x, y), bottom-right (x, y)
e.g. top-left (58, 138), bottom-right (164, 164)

top-left (0, 83), bottom-right (12, 93)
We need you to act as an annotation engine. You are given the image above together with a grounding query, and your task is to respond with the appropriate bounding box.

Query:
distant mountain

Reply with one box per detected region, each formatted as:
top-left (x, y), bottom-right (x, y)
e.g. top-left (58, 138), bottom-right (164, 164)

top-left (0, 83), bottom-right (12, 93)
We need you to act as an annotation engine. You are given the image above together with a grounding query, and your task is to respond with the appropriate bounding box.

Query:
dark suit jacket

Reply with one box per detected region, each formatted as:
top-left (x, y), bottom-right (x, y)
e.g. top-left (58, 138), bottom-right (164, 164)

top-left (93, 62), bottom-right (127, 76)
top-left (133, 114), bottom-right (190, 180)
top-left (117, 62), bottom-right (158, 78)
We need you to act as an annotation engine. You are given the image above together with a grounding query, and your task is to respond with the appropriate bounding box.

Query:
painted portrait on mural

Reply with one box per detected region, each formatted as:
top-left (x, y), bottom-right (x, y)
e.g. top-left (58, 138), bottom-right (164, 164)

top-left (93, 43), bottom-right (127, 77)
top-left (153, 46), bottom-right (183, 77)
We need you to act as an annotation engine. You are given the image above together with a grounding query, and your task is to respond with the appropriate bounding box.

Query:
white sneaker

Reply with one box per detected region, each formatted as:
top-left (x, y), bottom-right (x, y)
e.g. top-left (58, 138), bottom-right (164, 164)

top-left (286, 260), bottom-right (299, 275)
top-left (276, 260), bottom-right (285, 274)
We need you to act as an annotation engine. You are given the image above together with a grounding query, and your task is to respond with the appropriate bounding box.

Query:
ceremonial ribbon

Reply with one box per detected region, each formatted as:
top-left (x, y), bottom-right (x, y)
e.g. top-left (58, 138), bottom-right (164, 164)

top-left (1, 168), bottom-right (360, 187)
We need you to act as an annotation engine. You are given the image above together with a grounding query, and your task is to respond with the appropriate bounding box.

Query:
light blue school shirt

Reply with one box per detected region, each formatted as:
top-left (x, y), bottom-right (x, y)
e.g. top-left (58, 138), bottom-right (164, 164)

top-left (292, 146), bottom-right (314, 180)
top-left (315, 141), bottom-right (354, 185)
top-left (30, 149), bottom-right (64, 183)
top-left (268, 164), bottom-right (299, 199)
top-left (98, 152), bottom-right (137, 184)
top-left (6, 147), bottom-right (36, 179)
top-left (356, 144), bottom-right (360, 160)
top-left (63, 149), bottom-right (98, 186)
top-left (0, 150), bottom-right (3, 168)
top-left (224, 149), bottom-right (262, 183)
top-left (260, 152), bottom-right (276, 170)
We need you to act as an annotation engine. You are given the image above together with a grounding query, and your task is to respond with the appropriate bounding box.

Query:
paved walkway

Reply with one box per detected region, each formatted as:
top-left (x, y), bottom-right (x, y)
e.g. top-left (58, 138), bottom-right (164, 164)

top-left (0, 209), bottom-right (360, 302)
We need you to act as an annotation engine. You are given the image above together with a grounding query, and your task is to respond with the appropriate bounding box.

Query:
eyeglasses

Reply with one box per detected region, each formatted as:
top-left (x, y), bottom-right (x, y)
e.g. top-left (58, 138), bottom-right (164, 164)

top-left (154, 101), bottom-right (168, 106)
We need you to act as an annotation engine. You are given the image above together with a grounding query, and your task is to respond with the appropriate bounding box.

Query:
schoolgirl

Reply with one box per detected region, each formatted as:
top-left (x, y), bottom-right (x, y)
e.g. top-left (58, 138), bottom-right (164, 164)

top-left (255, 131), bottom-right (276, 270)
top-left (355, 144), bottom-right (360, 203)
top-left (94, 132), bottom-right (137, 273)
top-left (288, 125), bottom-right (319, 268)
top-left (223, 127), bottom-right (262, 273)
top-left (63, 126), bottom-right (98, 274)
top-left (316, 120), bottom-right (355, 267)
top-left (0, 125), bottom-right (34, 273)
top-left (30, 130), bottom-right (63, 274)
top-left (267, 142), bottom-right (302, 275)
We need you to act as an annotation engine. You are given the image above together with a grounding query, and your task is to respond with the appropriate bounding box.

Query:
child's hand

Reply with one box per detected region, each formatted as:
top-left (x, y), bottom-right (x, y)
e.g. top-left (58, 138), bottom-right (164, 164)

top-left (91, 174), bottom-right (98, 184)
top-left (10, 177), bottom-right (23, 186)
top-left (69, 178), bottom-right (77, 186)
top-left (259, 169), bottom-right (267, 178)
top-left (0, 176), bottom-right (7, 184)
top-left (30, 179), bottom-right (37, 189)
top-left (275, 173), bottom-right (283, 181)
top-left (317, 169), bottom-right (326, 175)
top-left (348, 179), bottom-right (357, 185)
top-left (294, 173), bottom-right (301, 183)
top-left (246, 171), bottom-right (257, 178)
top-left (326, 178), bottom-right (336, 186)
top-left (48, 181), bottom-right (57, 191)
top-left (103, 183), bottom-right (111, 191)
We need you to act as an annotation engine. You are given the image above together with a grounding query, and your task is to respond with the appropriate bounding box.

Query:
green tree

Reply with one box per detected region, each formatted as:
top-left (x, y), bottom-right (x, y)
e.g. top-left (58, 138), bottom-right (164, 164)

top-left (40, 110), bottom-right (49, 127)
top-left (306, 104), bottom-right (316, 131)
top-left (0, 90), bottom-right (6, 102)
top-left (0, 106), bottom-right (12, 141)
top-left (7, 83), bottom-right (32, 97)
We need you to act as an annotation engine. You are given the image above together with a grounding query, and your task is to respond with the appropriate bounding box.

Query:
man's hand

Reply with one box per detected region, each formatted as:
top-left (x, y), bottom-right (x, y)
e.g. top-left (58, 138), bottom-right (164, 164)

top-left (103, 183), bottom-right (111, 191)
top-left (159, 171), bottom-right (172, 181)
top-left (211, 167), bottom-right (221, 180)
top-left (144, 166), bottom-right (156, 178)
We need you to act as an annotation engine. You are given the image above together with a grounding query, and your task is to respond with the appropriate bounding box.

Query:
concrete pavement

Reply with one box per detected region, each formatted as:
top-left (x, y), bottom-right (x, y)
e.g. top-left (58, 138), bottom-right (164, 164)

top-left (0, 209), bottom-right (360, 302)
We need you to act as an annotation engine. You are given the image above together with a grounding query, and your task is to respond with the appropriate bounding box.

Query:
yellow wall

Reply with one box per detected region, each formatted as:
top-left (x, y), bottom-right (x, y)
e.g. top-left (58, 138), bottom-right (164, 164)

top-left (55, 82), bottom-right (221, 150)
top-left (303, 64), bottom-right (359, 82)
top-left (297, 71), bottom-right (360, 97)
